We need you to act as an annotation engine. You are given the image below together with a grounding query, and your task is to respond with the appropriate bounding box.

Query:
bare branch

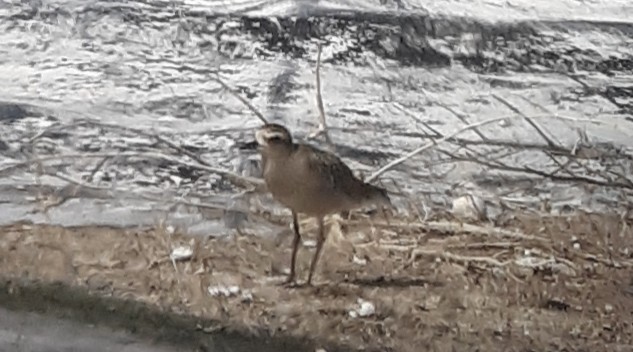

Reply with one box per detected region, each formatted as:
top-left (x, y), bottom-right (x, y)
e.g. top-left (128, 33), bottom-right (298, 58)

top-left (212, 74), bottom-right (268, 124)
top-left (491, 94), bottom-right (560, 148)
top-left (448, 152), bottom-right (633, 189)
top-left (346, 219), bottom-right (550, 243)
top-left (308, 42), bottom-right (335, 149)
top-left (434, 101), bottom-right (489, 142)
top-left (0, 151), bottom-right (266, 191)
top-left (409, 248), bottom-right (509, 267)
top-left (366, 117), bottom-right (507, 183)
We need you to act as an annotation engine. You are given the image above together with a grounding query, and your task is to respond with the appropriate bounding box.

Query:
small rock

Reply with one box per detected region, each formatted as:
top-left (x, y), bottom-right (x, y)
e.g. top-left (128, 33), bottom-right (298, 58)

top-left (349, 298), bottom-right (375, 318)
top-left (604, 304), bottom-right (613, 313)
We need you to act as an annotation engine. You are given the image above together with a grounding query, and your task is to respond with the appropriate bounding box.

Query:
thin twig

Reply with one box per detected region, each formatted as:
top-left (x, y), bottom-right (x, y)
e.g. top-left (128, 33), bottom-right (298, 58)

top-left (391, 129), bottom-right (632, 161)
top-left (31, 118), bottom-right (216, 168)
top-left (212, 74), bottom-right (268, 124)
top-left (308, 42), bottom-right (334, 148)
top-left (395, 102), bottom-right (499, 165)
top-left (0, 151), bottom-right (266, 190)
top-left (346, 219), bottom-right (550, 242)
top-left (492, 94), bottom-right (560, 148)
top-left (86, 156), bottom-right (111, 183)
top-left (491, 94), bottom-right (585, 179)
top-left (366, 117), bottom-right (507, 183)
top-left (448, 153), bottom-right (633, 189)
top-left (446, 241), bottom-right (517, 250)
top-left (435, 102), bottom-right (489, 142)
top-left (409, 249), bottom-right (509, 267)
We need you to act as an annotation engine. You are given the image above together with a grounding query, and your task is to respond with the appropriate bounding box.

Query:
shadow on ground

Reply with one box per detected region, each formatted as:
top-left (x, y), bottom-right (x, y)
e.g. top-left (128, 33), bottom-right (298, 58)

top-left (0, 278), bottom-right (346, 352)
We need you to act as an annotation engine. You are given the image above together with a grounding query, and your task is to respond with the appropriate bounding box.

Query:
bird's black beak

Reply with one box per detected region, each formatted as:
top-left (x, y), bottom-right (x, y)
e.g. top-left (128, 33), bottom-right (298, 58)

top-left (237, 140), bottom-right (259, 151)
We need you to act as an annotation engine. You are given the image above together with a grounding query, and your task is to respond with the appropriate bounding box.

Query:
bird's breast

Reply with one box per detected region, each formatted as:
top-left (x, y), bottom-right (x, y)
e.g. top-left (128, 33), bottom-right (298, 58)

top-left (262, 157), bottom-right (351, 216)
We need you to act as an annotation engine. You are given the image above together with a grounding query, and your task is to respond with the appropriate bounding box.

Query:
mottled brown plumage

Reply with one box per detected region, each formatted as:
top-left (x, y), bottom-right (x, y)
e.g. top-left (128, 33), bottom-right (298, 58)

top-left (254, 123), bottom-right (391, 285)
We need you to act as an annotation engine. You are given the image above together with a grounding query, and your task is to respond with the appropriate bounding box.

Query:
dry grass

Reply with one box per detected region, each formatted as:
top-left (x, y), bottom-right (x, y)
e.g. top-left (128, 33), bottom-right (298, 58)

top-left (1, 212), bottom-right (633, 352)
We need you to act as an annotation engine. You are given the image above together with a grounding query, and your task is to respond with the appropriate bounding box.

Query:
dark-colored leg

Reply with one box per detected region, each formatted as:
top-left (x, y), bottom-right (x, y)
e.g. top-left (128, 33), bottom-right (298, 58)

top-left (307, 217), bottom-right (326, 286)
top-left (284, 211), bottom-right (301, 285)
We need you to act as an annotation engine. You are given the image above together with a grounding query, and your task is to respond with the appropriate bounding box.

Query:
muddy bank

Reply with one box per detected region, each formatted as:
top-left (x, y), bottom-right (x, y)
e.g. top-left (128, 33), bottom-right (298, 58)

top-left (0, 305), bottom-right (181, 352)
top-left (1, 213), bottom-right (633, 352)
top-left (0, 279), bottom-right (327, 352)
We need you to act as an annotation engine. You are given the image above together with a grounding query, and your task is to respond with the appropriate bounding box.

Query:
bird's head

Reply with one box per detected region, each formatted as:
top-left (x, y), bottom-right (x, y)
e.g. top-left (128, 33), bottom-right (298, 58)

top-left (255, 123), bottom-right (293, 146)
top-left (254, 123), bottom-right (294, 155)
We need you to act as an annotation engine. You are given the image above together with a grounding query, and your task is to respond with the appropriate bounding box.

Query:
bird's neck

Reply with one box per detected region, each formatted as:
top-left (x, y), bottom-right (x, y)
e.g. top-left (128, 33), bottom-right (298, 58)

top-left (262, 143), bottom-right (297, 160)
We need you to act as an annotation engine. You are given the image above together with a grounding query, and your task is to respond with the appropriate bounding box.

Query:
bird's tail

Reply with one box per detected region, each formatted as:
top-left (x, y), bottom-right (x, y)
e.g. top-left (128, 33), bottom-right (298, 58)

top-left (362, 183), bottom-right (392, 208)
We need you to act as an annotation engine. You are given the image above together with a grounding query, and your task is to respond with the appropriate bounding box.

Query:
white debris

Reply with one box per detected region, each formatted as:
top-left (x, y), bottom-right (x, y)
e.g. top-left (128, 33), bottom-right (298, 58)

top-left (169, 175), bottom-right (183, 187)
top-left (349, 298), bottom-right (375, 318)
top-left (303, 240), bottom-right (317, 248)
top-left (240, 290), bottom-right (254, 303)
top-left (515, 256), bottom-right (552, 268)
top-left (169, 246), bottom-right (193, 261)
top-left (451, 194), bottom-right (487, 221)
top-left (352, 255), bottom-right (367, 266)
top-left (208, 285), bottom-right (241, 297)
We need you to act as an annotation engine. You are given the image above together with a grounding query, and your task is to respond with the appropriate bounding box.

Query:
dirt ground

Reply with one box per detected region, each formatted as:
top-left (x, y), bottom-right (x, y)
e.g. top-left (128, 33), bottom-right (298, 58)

top-left (1, 212), bottom-right (633, 352)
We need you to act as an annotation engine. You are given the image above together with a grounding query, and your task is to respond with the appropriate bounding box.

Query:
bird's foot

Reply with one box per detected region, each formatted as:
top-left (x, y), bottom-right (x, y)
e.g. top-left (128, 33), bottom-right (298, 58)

top-left (305, 276), bottom-right (315, 287)
top-left (278, 274), bottom-right (299, 288)
top-left (280, 281), bottom-right (300, 288)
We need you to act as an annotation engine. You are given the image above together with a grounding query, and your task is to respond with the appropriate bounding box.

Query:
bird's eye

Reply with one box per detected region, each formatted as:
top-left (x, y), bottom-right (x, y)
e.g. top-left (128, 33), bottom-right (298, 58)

top-left (268, 136), bottom-right (283, 142)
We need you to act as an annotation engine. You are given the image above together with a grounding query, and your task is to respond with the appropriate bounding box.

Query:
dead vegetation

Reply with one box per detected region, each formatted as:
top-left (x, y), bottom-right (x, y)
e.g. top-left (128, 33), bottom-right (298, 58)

top-left (1, 211), bottom-right (632, 352)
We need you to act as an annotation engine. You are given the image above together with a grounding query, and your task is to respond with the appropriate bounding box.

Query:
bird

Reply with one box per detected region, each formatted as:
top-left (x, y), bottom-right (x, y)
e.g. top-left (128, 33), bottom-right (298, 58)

top-left (248, 123), bottom-right (392, 286)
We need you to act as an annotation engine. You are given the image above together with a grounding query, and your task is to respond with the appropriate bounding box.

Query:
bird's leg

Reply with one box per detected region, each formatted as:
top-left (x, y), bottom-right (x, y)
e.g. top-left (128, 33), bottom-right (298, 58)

top-left (306, 216), bottom-right (326, 286)
top-left (283, 211), bottom-right (301, 285)
top-left (378, 205), bottom-right (391, 226)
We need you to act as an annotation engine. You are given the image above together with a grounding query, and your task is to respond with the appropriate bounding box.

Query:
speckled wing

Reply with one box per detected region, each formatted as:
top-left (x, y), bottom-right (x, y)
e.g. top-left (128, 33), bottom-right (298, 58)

top-left (300, 144), bottom-right (360, 196)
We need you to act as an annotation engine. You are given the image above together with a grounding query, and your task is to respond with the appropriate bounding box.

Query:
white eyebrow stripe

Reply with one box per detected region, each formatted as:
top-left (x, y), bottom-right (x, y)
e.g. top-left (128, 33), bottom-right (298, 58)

top-left (262, 130), bottom-right (287, 139)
